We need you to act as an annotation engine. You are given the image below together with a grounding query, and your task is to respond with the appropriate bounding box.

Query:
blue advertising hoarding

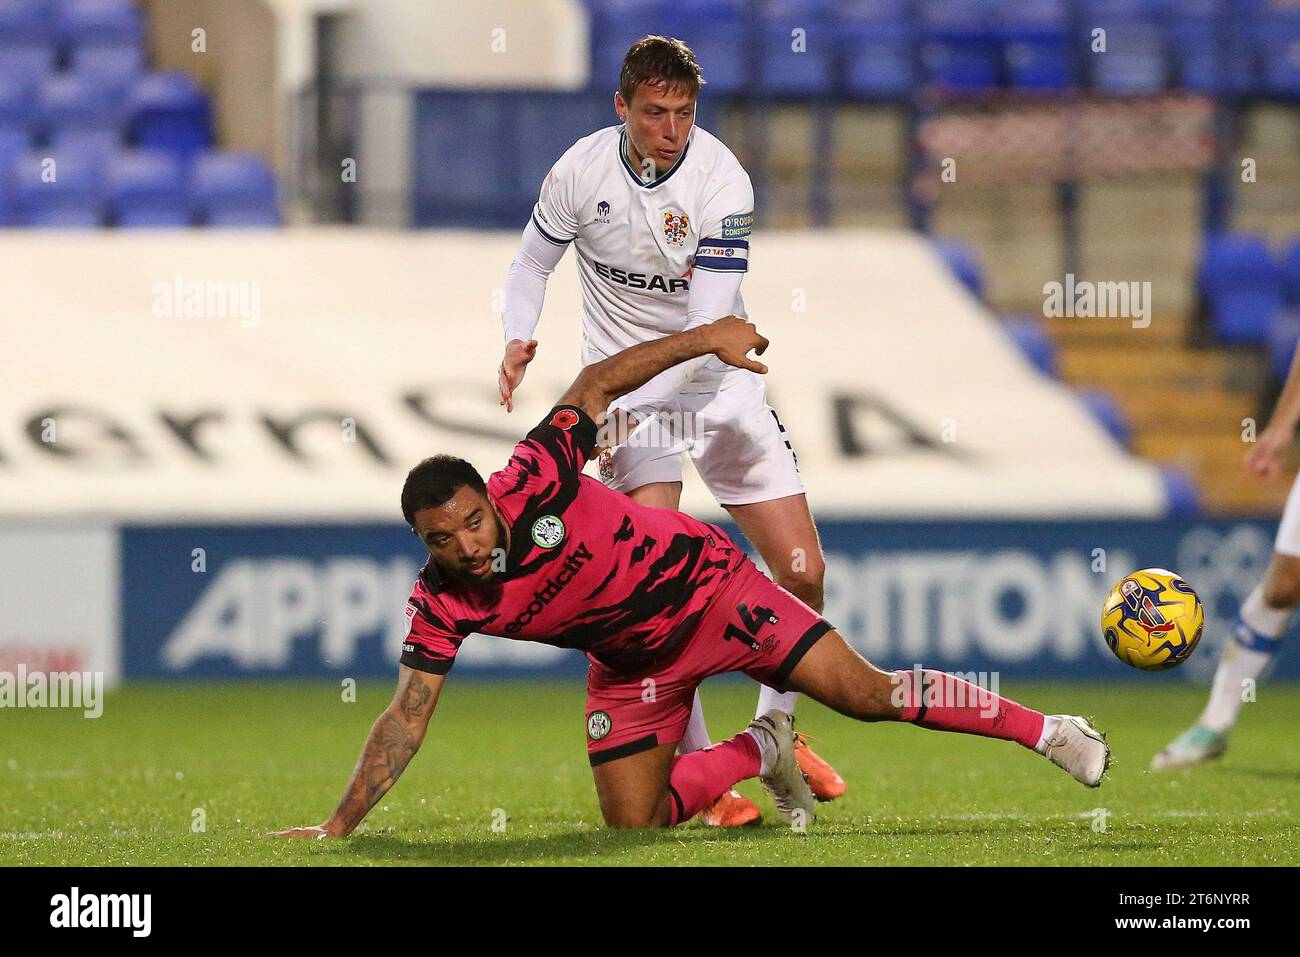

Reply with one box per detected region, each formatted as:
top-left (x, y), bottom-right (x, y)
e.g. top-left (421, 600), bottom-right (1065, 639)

top-left (121, 519), bottom-right (1297, 682)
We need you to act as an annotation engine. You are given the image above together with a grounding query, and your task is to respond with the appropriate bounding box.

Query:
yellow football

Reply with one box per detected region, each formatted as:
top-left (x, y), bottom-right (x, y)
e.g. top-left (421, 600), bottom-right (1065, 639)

top-left (1101, 568), bottom-right (1204, 671)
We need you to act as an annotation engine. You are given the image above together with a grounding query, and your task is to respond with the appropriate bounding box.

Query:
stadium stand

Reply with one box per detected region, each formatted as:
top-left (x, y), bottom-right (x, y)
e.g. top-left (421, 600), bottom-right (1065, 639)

top-left (0, 0), bottom-right (279, 227)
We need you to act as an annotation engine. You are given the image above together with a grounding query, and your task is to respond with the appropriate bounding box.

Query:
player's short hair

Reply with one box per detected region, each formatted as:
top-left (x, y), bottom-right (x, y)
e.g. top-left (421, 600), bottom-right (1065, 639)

top-left (619, 35), bottom-right (704, 105)
top-left (401, 455), bottom-right (487, 528)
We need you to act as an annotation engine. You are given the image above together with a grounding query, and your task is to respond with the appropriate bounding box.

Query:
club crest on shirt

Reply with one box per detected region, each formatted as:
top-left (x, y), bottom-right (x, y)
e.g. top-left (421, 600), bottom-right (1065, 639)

top-left (587, 710), bottom-right (612, 740)
top-left (663, 210), bottom-right (689, 245)
top-left (598, 447), bottom-right (615, 482)
top-left (531, 514), bottom-right (566, 548)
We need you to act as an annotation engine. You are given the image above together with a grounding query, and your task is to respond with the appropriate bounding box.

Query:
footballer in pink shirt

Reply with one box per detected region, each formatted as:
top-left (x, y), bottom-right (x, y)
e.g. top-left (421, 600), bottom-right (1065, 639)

top-left (272, 317), bottom-right (1111, 837)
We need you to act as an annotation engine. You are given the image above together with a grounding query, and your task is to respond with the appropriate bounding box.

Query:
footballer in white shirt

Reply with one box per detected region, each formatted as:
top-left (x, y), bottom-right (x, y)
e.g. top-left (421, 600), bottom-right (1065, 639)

top-left (497, 36), bottom-right (845, 826)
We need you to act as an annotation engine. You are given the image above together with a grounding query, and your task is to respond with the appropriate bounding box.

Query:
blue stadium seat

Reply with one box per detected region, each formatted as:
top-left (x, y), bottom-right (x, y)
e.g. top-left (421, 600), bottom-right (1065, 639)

top-left (0, 44), bottom-right (55, 83)
top-left (108, 149), bottom-right (189, 227)
top-left (128, 72), bottom-right (213, 158)
top-left (758, 29), bottom-right (835, 96)
top-left (835, 0), bottom-right (910, 21)
top-left (932, 237), bottom-right (984, 299)
top-left (1268, 310), bottom-right (1300, 381)
top-left (40, 73), bottom-right (123, 147)
top-left (922, 43), bottom-right (1000, 91)
top-left (0, 124), bottom-right (27, 165)
top-left (1198, 233), bottom-right (1282, 344)
top-left (411, 91), bottom-right (520, 228)
top-left (0, 0), bottom-right (55, 36)
top-left (11, 148), bottom-right (105, 226)
top-left (0, 0), bottom-right (57, 85)
top-left (1160, 467), bottom-right (1201, 518)
top-left (510, 94), bottom-right (607, 203)
top-left (72, 44), bottom-right (145, 90)
top-left (1078, 388), bottom-right (1133, 449)
top-left (0, 0), bottom-right (57, 76)
top-left (999, 0), bottom-right (1074, 91)
top-left (1282, 238), bottom-right (1300, 306)
top-left (1171, 17), bottom-right (1258, 95)
top-left (662, 1), bottom-right (750, 96)
top-left (1258, 14), bottom-right (1300, 96)
top-left (756, 2), bottom-right (836, 98)
top-left (0, 72), bottom-right (37, 137)
top-left (58, 0), bottom-right (144, 55)
top-left (758, 0), bottom-right (836, 19)
top-left (917, 2), bottom-right (1000, 92)
top-left (587, 0), bottom-right (670, 88)
top-left (1001, 315), bottom-right (1059, 378)
top-left (1086, 17), bottom-right (1169, 94)
top-left (1079, 0), bottom-right (1169, 17)
top-left (840, 21), bottom-right (915, 99)
top-left (1004, 35), bottom-right (1075, 90)
top-left (191, 152), bottom-right (281, 227)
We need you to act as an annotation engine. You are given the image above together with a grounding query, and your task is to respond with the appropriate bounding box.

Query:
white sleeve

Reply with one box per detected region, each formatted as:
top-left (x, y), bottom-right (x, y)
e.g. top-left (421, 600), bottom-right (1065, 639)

top-left (502, 158), bottom-right (580, 343)
top-left (608, 169), bottom-right (754, 419)
top-left (502, 218), bottom-right (568, 344)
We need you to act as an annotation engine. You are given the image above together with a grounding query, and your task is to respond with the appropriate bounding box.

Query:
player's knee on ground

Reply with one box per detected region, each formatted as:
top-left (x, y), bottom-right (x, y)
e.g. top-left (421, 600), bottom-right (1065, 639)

top-left (774, 555), bottom-right (826, 611)
top-left (600, 800), bottom-right (672, 829)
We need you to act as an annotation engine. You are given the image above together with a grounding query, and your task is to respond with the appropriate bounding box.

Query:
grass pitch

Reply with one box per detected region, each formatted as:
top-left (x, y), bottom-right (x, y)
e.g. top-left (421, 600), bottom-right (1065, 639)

top-left (2, 679), bottom-right (1298, 866)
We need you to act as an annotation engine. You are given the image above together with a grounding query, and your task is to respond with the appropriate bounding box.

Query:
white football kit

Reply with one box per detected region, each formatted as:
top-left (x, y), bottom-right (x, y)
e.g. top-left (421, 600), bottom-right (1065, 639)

top-left (502, 123), bottom-right (805, 506)
top-left (1273, 475), bottom-right (1300, 556)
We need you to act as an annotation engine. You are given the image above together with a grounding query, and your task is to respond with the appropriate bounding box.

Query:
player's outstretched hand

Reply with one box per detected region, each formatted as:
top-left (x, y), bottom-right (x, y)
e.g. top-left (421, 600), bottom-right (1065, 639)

top-left (1246, 423), bottom-right (1292, 480)
top-left (266, 824), bottom-right (338, 840)
top-left (499, 338), bottom-right (539, 412)
top-left (705, 315), bottom-right (769, 374)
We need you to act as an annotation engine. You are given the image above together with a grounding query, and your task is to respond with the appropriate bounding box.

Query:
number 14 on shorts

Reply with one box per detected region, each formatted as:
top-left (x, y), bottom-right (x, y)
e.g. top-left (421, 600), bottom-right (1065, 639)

top-left (724, 603), bottom-right (779, 651)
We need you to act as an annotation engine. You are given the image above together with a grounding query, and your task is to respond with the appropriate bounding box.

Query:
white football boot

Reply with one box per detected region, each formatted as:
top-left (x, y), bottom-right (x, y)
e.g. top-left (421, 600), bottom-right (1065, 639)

top-left (1043, 715), bottom-right (1111, 787)
top-left (1150, 724), bottom-right (1228, 771)
top-left (749, 709), bottom-right (816, 826)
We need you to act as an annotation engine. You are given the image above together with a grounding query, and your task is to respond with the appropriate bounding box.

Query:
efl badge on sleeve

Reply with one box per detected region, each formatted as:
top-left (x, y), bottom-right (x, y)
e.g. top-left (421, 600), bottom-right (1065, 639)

top-left (663, 210), bottom-right (689, 246)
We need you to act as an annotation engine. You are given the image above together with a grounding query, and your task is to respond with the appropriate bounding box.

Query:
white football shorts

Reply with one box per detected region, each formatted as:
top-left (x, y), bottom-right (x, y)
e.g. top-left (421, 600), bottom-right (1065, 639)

top-left (1274, 472), bottom-right (1300, 556)
top-left (598, 366), bottom-right (806, 507)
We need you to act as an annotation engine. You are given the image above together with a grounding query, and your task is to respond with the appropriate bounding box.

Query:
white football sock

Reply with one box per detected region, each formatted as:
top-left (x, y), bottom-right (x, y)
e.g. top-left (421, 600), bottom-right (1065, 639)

top-left (755, 685), bottom-right (798, 719)
top-left (677, 689), bottom-right (712, 754)
top-left (1034, 715), bottom-right (1061, 754)
top-left (745, 726), bottom-right (778, 776)
top-left (1199, 584), bottom-right (1290, 733)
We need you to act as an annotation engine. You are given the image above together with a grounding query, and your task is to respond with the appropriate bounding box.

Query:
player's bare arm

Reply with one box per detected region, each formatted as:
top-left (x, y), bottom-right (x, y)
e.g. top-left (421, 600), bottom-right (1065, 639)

top-left (268, 665), bottom-right (444, 839)
top-left (559, 315), bottom-right (768, 428)
top-left (1249, 342), bottom-right (1300, 479)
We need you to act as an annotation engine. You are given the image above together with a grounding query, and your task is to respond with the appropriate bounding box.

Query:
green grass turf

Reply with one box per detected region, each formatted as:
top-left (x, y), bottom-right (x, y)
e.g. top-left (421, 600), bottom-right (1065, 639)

top-left (2, 679), bottom-right (1298, 866)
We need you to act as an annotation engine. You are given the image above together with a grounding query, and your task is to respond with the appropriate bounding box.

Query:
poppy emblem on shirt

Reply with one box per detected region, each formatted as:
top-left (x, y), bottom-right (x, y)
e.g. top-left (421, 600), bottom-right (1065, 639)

top-left (663, 210), bottom-right (689, 245)
top-left (550, 409), bottom-right (579, 431)
top-left (531, 514), bottom-right (566, 548)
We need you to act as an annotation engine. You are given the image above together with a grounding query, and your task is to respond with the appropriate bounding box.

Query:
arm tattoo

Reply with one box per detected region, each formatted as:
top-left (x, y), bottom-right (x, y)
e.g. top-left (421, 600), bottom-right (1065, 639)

top-left (398, 675), bottom-right (434, 721)
top-left (328, 675), bottom-right (437, 835)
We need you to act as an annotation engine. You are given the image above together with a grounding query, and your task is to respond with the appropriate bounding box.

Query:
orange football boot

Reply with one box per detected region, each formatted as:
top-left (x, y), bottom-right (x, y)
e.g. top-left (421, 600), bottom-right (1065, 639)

top-left (794, 735), bottom-right (846, 801)
top-left (698, 789), bottom-right (762, 827)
